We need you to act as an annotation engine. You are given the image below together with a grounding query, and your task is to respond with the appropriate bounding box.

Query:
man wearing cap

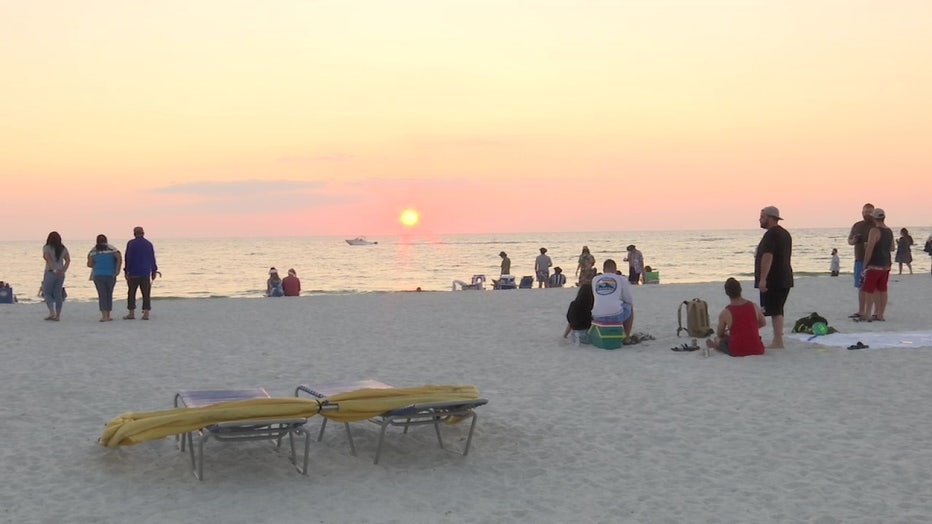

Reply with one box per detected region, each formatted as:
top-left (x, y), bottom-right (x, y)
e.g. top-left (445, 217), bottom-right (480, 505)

top-left (754, 206), bottom-right (793, 348)
top-left (858, 208), bottom-right (894, 321)
top-left (847, 203), bottom-right (875, 318)
top-left (123, 226), bottom-right (158, 320)
top-left (534, 247), bottom-right (552, 288)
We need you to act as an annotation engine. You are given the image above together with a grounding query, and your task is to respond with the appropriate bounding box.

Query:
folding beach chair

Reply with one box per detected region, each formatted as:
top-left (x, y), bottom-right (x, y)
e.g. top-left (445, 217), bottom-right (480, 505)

top-left (295, 379), bottom-right (488, 464)
top-left (173, 388), bottom-right (311, 480)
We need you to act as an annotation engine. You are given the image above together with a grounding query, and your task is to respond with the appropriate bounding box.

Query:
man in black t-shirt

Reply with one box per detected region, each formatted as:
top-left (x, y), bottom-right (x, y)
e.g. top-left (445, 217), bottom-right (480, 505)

top-left (754, 206), bottom-right (794, 349)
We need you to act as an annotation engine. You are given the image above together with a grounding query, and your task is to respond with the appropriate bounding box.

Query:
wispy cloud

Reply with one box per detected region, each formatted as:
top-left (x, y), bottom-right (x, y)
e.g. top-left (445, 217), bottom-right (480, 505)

top-left (276, 154), bottom-right (358, 164)
top-left (345, 178), bottom-right (471, 189)
top-left (150, 179), bottom-right (325, 196)
top-left (145, 179), bottom-right (351, 214)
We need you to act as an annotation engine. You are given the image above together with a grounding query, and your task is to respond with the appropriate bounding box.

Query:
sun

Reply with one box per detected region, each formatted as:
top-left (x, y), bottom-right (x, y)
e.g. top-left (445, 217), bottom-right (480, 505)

top-left (400, 208), bottom-right (420, 227)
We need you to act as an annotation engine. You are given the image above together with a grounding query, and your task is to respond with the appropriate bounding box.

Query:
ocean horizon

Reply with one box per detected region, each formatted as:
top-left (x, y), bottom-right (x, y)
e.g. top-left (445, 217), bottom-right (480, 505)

top-left (2, 227), bottom-right (929, 304)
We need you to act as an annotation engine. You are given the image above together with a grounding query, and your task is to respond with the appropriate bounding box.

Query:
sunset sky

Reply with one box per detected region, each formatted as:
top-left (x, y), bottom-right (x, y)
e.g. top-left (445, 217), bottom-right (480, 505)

top-left (2, 0), bottom-right (930, 241)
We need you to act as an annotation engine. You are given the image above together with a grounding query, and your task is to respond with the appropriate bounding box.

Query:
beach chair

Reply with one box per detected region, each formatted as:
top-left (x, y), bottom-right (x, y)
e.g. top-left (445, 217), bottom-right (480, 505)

top-left (493, 275), bottom-right (516, 289)
top-left (452, 274), bottom-right (486, 290)
top-left (173, 388), bottom-right (311, 480)
top-left (518, 276), bottom-right (534, 289)
top-left (294, 379), bottom-right (488, 464)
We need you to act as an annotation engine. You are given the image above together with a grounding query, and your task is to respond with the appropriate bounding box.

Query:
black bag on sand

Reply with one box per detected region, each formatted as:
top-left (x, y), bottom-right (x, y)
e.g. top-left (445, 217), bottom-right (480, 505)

top-left (677, 298), bottom-right (714, 338)
top-left (792, 312), bottom-right (836, 334)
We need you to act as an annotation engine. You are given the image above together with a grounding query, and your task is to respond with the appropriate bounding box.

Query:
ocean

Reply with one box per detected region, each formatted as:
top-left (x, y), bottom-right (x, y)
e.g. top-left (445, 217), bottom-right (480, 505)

top-left (1, 227), bottom-right (927, 304)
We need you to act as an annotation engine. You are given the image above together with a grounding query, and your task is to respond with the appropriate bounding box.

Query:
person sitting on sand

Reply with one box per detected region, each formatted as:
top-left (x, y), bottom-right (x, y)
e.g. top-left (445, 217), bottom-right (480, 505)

top-left (564, 276), bottom-right (594, 344)
top-left (548, 267), bottom-right (567, 288)
top-left (267, 267), bottom-right (284, 297)
top-left (706, 278), bottom-right (766, 357)
top-left (282, 268), bottom-right (301, 296)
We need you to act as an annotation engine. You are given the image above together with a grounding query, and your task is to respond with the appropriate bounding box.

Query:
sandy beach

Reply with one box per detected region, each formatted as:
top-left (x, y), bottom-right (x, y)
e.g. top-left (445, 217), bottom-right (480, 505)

top-left (2, 275), bottom-right (931, 523)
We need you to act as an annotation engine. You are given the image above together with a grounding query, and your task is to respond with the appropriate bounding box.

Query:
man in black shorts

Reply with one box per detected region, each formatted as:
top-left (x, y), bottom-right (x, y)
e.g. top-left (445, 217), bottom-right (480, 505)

top-left (754, 206), bottom-right (794, 348)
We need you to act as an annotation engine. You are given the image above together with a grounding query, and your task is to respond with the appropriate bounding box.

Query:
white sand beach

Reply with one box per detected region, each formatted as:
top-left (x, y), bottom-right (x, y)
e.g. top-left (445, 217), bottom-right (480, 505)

top-left (2, 275), bottom-right (931, 523)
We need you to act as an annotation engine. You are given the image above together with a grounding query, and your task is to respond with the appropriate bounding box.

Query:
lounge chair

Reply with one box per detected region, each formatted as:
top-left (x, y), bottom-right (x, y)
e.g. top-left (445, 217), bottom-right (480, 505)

top-left (172, 388), bottom-right (311, 480)
top-left (99, 384), bottom-right (482, 475)
top-left (492, 275), bottom-right (516, 289)
top-left (295, 379), bottom-right (488, 464)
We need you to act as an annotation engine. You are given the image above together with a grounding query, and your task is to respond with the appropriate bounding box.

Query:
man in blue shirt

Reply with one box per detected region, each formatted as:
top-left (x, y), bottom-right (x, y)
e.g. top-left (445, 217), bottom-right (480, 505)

top-left (123, 226), bottom-right (158, 320)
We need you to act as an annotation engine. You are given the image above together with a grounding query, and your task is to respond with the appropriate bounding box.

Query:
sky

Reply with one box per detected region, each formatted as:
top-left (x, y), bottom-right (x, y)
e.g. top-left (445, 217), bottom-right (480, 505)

top-left (2, 0), bottom-right (930, 241)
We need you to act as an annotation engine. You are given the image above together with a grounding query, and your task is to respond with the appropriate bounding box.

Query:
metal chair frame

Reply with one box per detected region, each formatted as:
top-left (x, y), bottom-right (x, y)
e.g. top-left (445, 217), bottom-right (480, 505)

top-left (294, 381), bottom-right (488, 464)
top-left (174, 389), bottom-right (310, 480)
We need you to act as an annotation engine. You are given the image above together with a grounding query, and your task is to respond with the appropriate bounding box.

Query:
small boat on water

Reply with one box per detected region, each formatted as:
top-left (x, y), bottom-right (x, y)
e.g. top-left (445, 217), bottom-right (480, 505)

top-left (345, 237), bottom-right (378, 246)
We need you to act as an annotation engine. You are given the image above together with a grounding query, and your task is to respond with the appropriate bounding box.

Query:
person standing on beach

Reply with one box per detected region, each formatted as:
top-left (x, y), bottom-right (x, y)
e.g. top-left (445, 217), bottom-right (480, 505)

top-left (499, 251), bottom-right (511, 275)
top-left (41, 231), bottom-right (71, 321)
top-left (282, 268), bottom-right (301, 296)
top-left (575, 246), bottom-right (595, 285)
top-left (895, 228), bottom-right (914, 275)
top-left (754, 206), bottom-right (793, 348)
top-left (706, 277), bottom-right (766, 357)
top-left (624, 245), bottom-right (644, 285)
top-left (534, 247), bottom-right (552, 288)
top-left (87, 234), bottom-right (122, 322)
top-left (925, 235), bottom-right (932, 275)
top-left (847, 203), bottom-right (874, 317)
top-left (123, 226), bottom-right (158, 320)
top-left (830, 248), bottom-right (840, 277)
top-left (858, 208), bottom-right (894, 321)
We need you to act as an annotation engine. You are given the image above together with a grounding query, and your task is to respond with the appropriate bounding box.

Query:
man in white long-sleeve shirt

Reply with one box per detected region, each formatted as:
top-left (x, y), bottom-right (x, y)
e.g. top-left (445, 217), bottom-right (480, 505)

top-left (591, 259), bottom-right (634, 336)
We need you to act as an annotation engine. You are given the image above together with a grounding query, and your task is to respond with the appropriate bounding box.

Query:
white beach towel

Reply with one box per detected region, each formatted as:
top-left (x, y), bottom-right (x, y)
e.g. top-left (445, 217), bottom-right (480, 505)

top-left (790, 330), bottom-right (932, 349)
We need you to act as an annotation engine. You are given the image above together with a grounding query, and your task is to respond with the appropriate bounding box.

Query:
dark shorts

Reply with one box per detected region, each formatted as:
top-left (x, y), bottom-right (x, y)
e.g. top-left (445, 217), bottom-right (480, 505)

top-left (717, 337), bottom-right (733, 356)
top-left (759, 287), bottom-right (790, 317)
top-left (628, 272), bottom-right (640, 284)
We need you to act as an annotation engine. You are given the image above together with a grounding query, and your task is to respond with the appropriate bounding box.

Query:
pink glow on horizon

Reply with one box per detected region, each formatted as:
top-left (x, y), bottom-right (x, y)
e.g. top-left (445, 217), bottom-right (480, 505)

top-left (1, 1), bottom-right (930, 241)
